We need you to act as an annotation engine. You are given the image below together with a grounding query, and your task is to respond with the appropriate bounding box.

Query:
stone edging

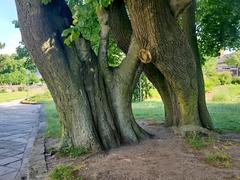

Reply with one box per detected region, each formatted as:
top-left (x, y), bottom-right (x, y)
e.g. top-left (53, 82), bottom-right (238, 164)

top-left (28, 106), bottom-right (48, 180)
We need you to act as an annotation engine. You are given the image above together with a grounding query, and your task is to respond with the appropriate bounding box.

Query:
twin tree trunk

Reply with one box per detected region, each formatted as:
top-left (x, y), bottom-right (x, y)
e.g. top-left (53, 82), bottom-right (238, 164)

top-left (16, 0), bottom-right (148, 151)
top-left (16, 0), bottom-right (213, 151)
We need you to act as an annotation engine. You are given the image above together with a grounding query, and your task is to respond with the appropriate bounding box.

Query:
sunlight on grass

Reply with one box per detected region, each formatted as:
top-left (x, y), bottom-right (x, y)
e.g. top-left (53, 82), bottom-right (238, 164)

top-left (132, 100), bottom-right (240, 133)
top-left (0, 88), bottom-right (47, 103)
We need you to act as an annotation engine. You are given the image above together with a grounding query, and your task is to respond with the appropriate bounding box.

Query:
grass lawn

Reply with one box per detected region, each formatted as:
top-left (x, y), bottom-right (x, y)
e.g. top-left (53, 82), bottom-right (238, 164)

top-left (28, 92), bottom-right (61, 138)
top-left (0, 88), bottom-right (47, 103)
top-left (41, 98), bottom-right (240, 137)
top-left (10, 84), bottom-right (240, 137)
top-left (132, 100), bottom-right (240, 133)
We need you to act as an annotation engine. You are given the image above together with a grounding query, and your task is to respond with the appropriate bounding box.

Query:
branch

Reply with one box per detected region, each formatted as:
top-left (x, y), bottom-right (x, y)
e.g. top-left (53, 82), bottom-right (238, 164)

top-left (117, 37), bottom-right (140, 82)
top-left (169, 0), bottom-right (192, 17)
top-left (97, 8), bottom-right (111, 77)
top-left (109, 0), bottom-right (132, 54)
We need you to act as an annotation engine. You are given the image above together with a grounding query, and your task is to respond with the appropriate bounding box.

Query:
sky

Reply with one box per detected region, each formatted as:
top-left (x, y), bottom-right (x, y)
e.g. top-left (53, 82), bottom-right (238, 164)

top-left (0, 0), bottom-right (21, 54)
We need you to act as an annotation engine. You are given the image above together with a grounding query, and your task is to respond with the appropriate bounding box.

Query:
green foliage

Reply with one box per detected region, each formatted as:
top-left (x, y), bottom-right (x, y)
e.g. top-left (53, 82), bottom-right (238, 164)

top-left (15, 42), bottom-right (37, 73)
top-left (0, 53), bottom-right (39, 85)
top-left (217, 72), bottom-right (232, 85)
top-left (63, 0), bottom-right (123, 66)
top-left (28, 73), bottom-right (40, 84)
top-left (225, 50), bottom-right (240, 66)
top-left (132, 74), bottom-right (153, 102)
top-left (48, 164), bottom-right (82, 180)
top-left (197, 0), bottom-right (240, 56)
top-left (206, 151), bottom-right (232, 168)
top-left (41, 0), bottom-right (51, 5)
top-left (185, 133), bottom-right (215, 149)
top-left (231, 77), bottom-right (240, 84)
top-left (203, 57), bottom-right (220, 91)
top-left (59, 146), bottom-right (90, 157)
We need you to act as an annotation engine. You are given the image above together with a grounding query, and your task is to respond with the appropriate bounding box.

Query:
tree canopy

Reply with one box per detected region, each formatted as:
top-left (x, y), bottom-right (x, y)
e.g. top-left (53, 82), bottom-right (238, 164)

top-left (197, 0), bottom-right (240, 56)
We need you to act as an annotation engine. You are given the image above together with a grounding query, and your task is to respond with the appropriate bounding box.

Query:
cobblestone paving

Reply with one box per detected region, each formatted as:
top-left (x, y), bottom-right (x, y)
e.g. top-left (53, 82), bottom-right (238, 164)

top-left (0, 101), bottom-right (41, 180)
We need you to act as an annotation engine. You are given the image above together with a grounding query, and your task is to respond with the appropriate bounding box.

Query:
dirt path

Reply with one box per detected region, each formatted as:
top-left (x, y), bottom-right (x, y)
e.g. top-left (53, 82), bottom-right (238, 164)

top-left (46, 120), bottom-right (240, 180)
top-left (0, 100), bottom-right (41, 180)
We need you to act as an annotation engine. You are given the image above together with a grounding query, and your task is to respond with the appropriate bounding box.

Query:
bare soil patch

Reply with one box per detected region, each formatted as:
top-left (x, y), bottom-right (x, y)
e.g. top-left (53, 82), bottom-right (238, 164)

top-left (45, 120), bottom-right (240, 180)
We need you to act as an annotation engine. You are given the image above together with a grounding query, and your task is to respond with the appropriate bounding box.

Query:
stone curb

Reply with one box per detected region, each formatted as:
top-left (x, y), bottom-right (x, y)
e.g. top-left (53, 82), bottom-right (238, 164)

top-left (27, 106), bottom-right (48, 180)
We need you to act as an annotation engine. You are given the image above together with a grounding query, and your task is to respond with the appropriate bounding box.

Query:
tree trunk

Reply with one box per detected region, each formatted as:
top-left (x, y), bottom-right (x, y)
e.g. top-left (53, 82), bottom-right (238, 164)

top-left (182, 0), bottom-right (214, 129)
top-left (126, 0), bottom-right (213, 132)
top-left (15, 0), bottom-right (148, 151)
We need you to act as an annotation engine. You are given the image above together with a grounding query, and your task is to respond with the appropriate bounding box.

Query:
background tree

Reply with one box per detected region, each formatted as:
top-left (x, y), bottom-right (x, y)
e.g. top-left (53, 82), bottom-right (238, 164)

top-left (197, 0), bottom-right (240, 56)
top-left (15, 42), bottom-right (37, 73)
top-left (225, 51), bottom-right (240, 67)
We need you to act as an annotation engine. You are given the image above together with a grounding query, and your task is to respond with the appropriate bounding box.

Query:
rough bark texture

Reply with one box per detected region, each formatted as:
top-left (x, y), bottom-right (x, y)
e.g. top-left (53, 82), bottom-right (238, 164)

top-left (182, 0), bottom-right (214, 129)
top-left (15, 0), bottom-right (148, 151)
top-left (109, 0), bottom-right (213, 132)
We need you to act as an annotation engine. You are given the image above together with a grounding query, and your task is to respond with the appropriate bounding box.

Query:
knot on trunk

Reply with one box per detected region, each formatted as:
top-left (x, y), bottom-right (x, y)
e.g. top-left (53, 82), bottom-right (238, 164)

top-left (138, 49), bottom-right (152, 64)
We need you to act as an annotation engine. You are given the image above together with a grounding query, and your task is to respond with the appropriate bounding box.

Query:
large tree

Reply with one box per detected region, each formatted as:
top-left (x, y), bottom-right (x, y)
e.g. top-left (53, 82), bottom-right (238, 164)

top-left (15, 0), bottom-right (213, 151)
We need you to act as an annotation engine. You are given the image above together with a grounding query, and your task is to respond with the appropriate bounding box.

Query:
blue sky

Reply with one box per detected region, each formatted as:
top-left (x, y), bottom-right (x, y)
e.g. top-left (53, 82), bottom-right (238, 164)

top-left (0, 0), bottom-right (21, 54)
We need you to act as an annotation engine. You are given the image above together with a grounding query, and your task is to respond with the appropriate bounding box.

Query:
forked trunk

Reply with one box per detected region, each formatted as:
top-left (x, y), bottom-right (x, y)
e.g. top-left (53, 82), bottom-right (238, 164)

top-left (126, 0), bottom-right (213, 132)
top-left (15, 0), bottom-right (148, 151)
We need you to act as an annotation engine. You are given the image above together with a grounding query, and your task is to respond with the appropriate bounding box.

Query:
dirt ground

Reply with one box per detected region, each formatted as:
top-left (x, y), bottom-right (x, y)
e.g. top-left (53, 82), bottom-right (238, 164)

top-left (46, 120), bottom-right (240, 180)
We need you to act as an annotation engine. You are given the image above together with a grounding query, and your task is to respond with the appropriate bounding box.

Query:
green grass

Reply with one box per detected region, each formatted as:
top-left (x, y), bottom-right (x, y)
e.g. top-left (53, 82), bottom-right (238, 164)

top-left (22, 85), bottom-right (240, 139)
top-left (132, 100), bottom-right (165, 121)
top-left (48, 164), bottom-right (83, 180)
top-left (132, 100), bottom-right (240, 133)
top-left (211, 85), bottom-right (240, 102)
top-left (0, 88), bottom-right (46, 103)
top-left (206, 151), bottom-right (232, 168)
top-left (28, 91), bottom-right (61, 138)
top-left (185, 133), bottom-right (215, 149)
top-left (59, 146), bottom-right (90, 157)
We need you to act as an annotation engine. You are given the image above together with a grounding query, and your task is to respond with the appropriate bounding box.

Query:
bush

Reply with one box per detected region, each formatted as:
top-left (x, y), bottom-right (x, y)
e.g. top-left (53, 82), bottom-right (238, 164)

top-left (28, 73), bottom-right (40, 84)
top-left (204, 75), bottom-right (220, 91)
top-left (217, 72), bottom-right (232, 85)
top-left (231, 77), bottom-right (240, 84)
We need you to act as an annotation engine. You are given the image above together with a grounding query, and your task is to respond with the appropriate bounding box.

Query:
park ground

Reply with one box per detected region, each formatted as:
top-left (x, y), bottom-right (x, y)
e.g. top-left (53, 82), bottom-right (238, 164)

top-left (0, 84), bottom-right (240, 179)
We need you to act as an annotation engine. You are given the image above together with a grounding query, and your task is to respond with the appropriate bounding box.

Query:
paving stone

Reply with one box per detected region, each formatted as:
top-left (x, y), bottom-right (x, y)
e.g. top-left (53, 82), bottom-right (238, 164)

top-left (0, 166), bottom-right (16, 176)
top-left (0, 171), bottom-right (17, 180)
top-left (0, 101), bottom-right (41, 180)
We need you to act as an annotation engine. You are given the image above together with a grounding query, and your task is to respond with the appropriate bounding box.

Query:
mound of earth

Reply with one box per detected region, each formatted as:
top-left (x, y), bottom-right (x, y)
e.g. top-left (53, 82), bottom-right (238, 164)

top-left (46, 120), bottom-right (240, 180)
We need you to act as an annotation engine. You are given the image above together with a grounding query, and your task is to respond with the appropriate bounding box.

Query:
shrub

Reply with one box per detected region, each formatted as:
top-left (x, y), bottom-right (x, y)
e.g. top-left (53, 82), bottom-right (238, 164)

top-left (217, 72), bottom-right (232, 85)
top-left (204, 75), bottom-right (220, 91)
top-left (231, 77), bottom-right (240, 84)
top-left (28, 73), bottom-right (40, 84)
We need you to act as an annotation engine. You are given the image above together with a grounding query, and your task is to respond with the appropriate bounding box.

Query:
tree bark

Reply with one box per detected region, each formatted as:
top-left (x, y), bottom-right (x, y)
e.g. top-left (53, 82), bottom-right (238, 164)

top-left (15, 0), bottom-right (148, 151)
top-left (182, 0), bottom-right (214, 129)
top-left (125, 0), bottom-right (213, 132)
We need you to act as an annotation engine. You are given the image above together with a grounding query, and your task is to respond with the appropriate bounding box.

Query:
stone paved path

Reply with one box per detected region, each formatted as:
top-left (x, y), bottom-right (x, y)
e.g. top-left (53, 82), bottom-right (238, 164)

top-left (0, 100), bottom-right (41, 180)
